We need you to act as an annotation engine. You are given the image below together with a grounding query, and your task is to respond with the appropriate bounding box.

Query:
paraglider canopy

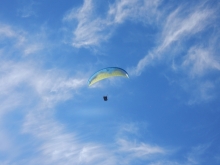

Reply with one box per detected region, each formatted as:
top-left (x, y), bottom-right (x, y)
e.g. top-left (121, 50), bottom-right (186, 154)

top-left (88, 67), bottom-right (129, 101)
top-left (88, 67), bottom-right (129, 86)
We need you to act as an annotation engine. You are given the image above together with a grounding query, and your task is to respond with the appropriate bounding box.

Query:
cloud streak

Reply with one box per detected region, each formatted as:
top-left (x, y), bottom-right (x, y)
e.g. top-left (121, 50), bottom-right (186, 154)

top-left (125, 1), bottom-right (220, 103)
top-left (130, 3), bottom-right (216, 76)
top-left (0, 23), bottom-right (88, 164)
top-left (182, 46), bottom-right (220, 77)
top-left (117, 138), bottom-right (165, 157)
top-left (21, 115), bottom-right (167, 165)
top-left (22, 108), bottom-right (115, 165)
top-left (0, 23), bottom-right (45, 56)
top-left (63, 0), bottom-right (161, 48)
top-left (145, 144), bottom-right (216, 165)
top-left (17, 0), bottom-right (37, 18)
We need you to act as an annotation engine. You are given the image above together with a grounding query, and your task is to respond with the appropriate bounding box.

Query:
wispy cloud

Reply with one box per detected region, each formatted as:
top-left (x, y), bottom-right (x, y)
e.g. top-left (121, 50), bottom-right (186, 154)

top-left (118, 122), bottom-right (140, 135)
top-left (177, 78), bottom-right (216, 105)
top-left (0, 60), bottom-right (87, 113)
top-left (0, 23), bottom-right (88, 164)
top-left (159, 6), bottom-right (212, 52)
top-left (0, 128), bottom-right (13, 153)
top-left (108, 0), bottom-right (161, 24)
top-left (126, 1), bottom-right (220, 103)
top-left (117, 138), bottom-right (165, 157)
top-left (22, 117), bottom-right (166, 164)
top-left (186, 145), bottom-right (210, 165)
top-left (130, 3), bottom-right (215, 76)
top-left (0, 23), bottom-right (45, 56)
top-left (147, 144), bottom-right (215, 165)
top-left (182, 46), bottom-right (220, 77)
top-left (17, 0), bottom-right (37, 18)
top-left (0, 24), bottom-right (25, 43)
top-left (0, 62), bottom-right (88, 164)
top-left (63, 0), bottom-right (110, 48)
top-left (22, 108), bottom-right (115, 165)
top-left (114, 122), bottom-right (167, 164)
top-left (63, 0), bottom-right (161, 48)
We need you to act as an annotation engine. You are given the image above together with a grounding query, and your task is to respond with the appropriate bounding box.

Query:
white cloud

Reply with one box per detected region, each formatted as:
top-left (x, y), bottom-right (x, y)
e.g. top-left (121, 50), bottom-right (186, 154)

top-left (159, 7), bottom-right (212, 52)
top-left (0, 66), bottom-right (88, 164)
top-left (64, 0), bottom-right (110, 48)
top-left (117, 138), bottom-right (165, 157)
top-left (176, 43), bottom-right (220, 103)
top-left (0, 60), bottom-right (87, 113)
top-left (147, 144), bottom-right (214, 165)
top-left (114, 122), bottom-right (166, 164)
top-left (128, 52), bottom-right (155, 76)
top-left (0, 22), bottom-right (88, 164)
top-left (0, 24), bottom-right (25, 44)
top-left (0, 25), bottom-right (16, 38)
top-left (21, 115), bottom-right (167, 165)
top-left (130, 3), bottom-right (215, 76)
top-left (119, 123), bottom-right (140, 135)
top-left (184, 80), bottom-right (216, 105)
top-left (186, 144), bottom-right (210, 165)
top-left (0, 129), bottom-right (13, 153)
top-left (17, 0), bottom-right (37, 18)
top-left (182, 46), bottom-right (220, 77)
top-left (21, 106), bottom-right (117, 165)
top-left (127, 1), bottom-right (220, 103)
top-left (0, 23), bottom-right (45, 56)
top-left (23, 44), bottom-right (43, 55)
top-left (108, 0), bottom-right (161, 24)
top-left (64, 0), bottom-right (161, 48)
top-left (116, 122), bottom-right (149, 140)
top-left (0, 22), bottom-right (87, 113)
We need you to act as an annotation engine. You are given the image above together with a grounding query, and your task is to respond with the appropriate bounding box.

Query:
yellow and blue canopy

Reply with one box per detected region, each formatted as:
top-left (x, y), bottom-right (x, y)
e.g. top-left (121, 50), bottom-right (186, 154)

top-left (88, 67), bottom-right (129, 86)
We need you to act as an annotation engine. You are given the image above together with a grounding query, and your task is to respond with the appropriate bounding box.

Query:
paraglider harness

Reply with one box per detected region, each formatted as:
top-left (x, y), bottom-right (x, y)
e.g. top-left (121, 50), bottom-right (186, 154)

top-left (103, 96), bottom-right (108, 101)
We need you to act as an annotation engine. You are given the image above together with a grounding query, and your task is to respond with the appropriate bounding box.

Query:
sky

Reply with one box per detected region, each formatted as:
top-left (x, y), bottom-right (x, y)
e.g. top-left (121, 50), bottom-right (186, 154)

top-left (0, 0), bottom-right (220, 164)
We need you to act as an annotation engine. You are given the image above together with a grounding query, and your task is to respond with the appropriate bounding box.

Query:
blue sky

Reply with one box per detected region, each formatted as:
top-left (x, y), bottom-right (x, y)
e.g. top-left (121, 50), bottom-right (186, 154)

top-left (0, 0), bottom-right (220, 164)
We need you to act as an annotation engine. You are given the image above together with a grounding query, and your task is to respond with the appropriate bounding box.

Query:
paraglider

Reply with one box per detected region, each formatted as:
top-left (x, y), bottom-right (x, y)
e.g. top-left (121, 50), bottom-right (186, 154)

top-left (103, 96), bottom-right (108, 101)
top-left (88, 67), bottom-right (129, 86)
top-left (88, 67), bottom-right (129, 101)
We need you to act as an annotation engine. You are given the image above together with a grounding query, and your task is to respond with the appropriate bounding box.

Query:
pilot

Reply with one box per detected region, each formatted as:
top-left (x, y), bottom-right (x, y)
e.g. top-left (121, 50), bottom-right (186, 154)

top-left (103, 96), bottom-right (108, 101)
